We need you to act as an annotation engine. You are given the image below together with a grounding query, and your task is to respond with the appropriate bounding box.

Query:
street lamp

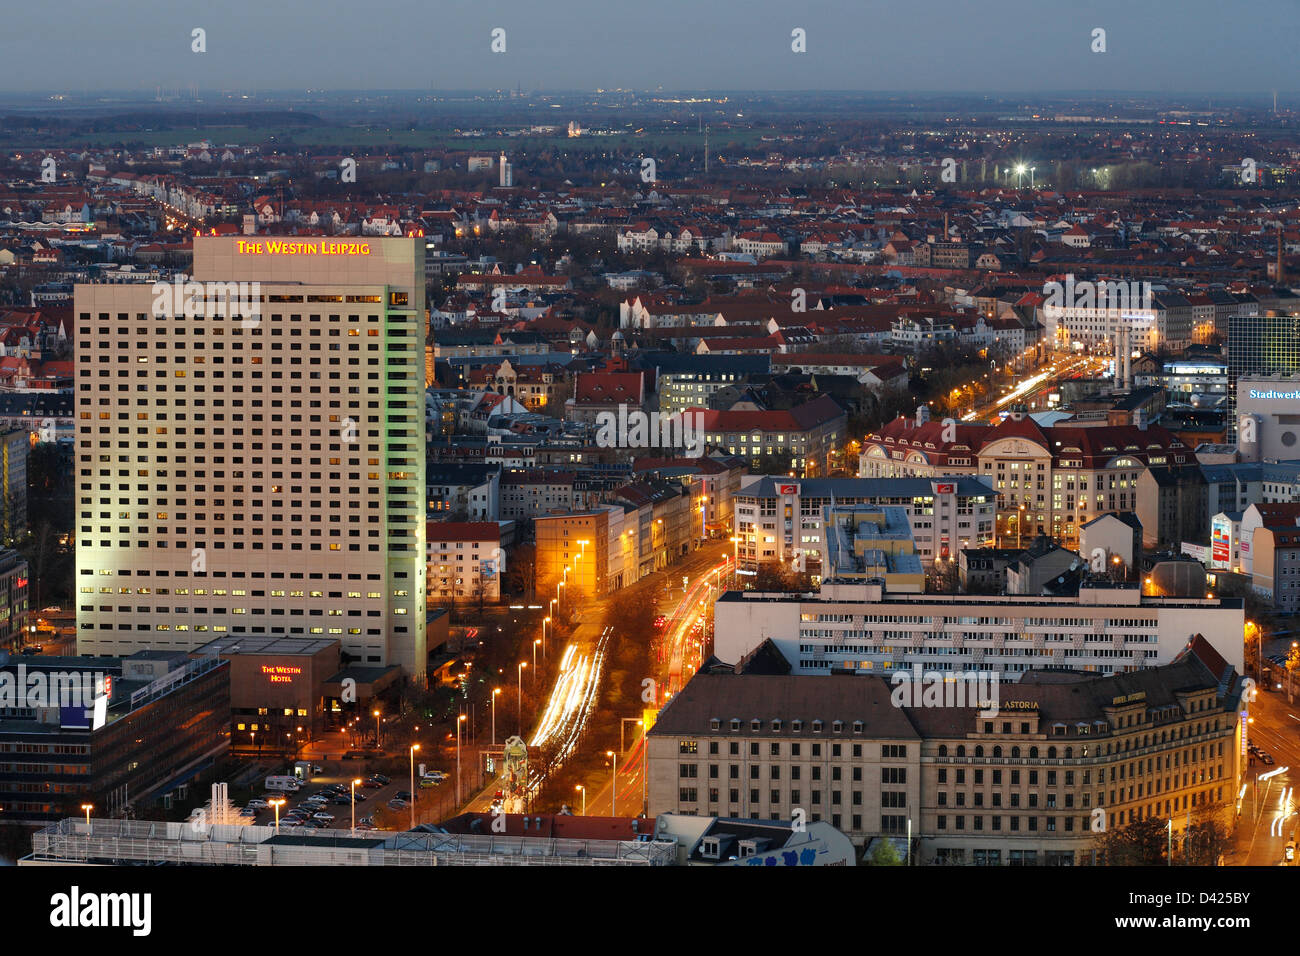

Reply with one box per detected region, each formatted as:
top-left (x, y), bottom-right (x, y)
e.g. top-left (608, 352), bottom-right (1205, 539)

top-left (533, 638), bottom-right (541, 675)
top-left (607, 750), bottom-right (618, 816)
top-left (542, 616), bottom-right (550, 660)
top-left (81, 803), bottom-right (93, 827)
top-left (456, 714), bottom-right (467, 806)
top-left (373, 709), bottom-right (381, 749)
top-left (409, 744), bottom-right (420, 830)
top-left (269, 796), bottom-right (285, 832)
top-left (491, 687), bottom-right (501, 746)
top-left (517, 662), bottom-right (527, 733)
top-left (576, 784), bottom-right (586, 816)
top-left (350, 778), bottom-right (362, 833)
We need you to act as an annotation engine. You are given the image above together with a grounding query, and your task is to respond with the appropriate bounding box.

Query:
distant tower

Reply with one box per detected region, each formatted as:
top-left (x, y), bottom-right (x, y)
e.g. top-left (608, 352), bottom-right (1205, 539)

top-left (499, 152), bottom-right (512, 188)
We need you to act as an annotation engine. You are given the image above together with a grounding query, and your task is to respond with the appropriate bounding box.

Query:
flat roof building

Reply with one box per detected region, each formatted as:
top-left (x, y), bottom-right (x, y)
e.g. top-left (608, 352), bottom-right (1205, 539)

top-left (74, 237), bottom-right (428, 681)
top-left (714, 581), bottom-right (1244, 679)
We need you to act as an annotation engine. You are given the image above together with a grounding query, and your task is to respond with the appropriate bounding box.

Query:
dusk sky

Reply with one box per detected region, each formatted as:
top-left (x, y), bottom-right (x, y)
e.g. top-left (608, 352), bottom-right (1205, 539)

top-left (1, 0), bottom-right (1297, 95)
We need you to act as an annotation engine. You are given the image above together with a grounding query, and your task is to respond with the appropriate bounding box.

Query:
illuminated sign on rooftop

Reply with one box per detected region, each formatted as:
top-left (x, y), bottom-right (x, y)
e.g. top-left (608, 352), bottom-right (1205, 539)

top-left (237, 240), bottom-right (371, 257)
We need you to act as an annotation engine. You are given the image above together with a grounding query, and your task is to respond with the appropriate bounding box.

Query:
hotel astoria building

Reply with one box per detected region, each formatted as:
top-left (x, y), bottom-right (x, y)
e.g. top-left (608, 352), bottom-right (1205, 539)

top-left (73, 237), bottom-right (428, 680)
top-left (859, 408), bottom-right (1194, 549)
top-left (647, 636), bottom-right (1242, 864)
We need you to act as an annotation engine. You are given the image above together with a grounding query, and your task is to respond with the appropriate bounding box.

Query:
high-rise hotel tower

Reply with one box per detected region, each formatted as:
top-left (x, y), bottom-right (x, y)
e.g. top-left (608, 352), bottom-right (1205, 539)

top-left (74, 237), bottom-right (428, 681)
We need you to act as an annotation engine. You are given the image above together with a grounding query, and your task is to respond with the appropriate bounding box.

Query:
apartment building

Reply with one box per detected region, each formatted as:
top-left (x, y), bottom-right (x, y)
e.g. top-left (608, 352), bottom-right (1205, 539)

top-left (652, 355), bottom-right (771, 415)
top-left (535, 511), bottom-right (609, 600)
top-left (713, 581), bottom-right (1244, 679)
top-left (74, 237), bottom-right (428, 680)
top-left (734, 475), bottom-right (996, 572)
top-left (648, 635), bottom-right (1240, 860)
top-left (426, 521), bottom-right (505, 604)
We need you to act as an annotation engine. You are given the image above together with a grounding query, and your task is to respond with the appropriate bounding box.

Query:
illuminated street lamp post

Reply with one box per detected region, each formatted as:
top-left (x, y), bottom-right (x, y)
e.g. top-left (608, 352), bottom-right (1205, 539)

top-left (517, 662), bottom-right (527, 734)
top-left (81, 803), bottom-right (93, 827)
top-left (607, 750), bottom-right (618, 816)
top-left (269, 796), bottom-right (285, 832)
top-left (491, 687), bottom-right (501, 746)
top-left (533, 638), bottom-right (540, 675)
top-left (373, 709), bottom-right (381, 749)
top-left (350, 778), bottom-right (361, 833)
top-left (576, 784), bottom-right (586, 816)
top-left (456, 715), bottom-right (467, 806)
top-left (409, 744), bottom-right (420, 830)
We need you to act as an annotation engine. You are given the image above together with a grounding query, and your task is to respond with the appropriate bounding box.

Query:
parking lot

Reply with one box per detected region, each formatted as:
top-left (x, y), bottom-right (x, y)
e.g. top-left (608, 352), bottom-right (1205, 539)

top-left (239, 763), bottom-right (450, 833)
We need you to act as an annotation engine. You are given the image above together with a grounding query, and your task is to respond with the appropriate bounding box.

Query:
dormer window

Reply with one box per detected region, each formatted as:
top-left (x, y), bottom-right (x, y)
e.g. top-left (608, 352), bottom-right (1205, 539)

top-left (812, 719), bottom-right (823, 733)
top-left (710, 718), bottom-right (720, 731)
top-left (791, 719), bottom-right (803, 732)
top-left (852, 721), bottom-right (863, 734)
top-left (730, 718), bottom-right (741, 732)
top-left (751, 719), bottom-right (762, 732)
top-left (772, 719), bottom-right (782, 732)
top-left (832, 720), bottom-right (844, 733)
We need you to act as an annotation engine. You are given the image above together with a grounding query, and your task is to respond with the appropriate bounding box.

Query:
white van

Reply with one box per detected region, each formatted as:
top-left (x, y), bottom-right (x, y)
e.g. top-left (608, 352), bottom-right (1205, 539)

top-left (265, 775), bottom-right (301, 793)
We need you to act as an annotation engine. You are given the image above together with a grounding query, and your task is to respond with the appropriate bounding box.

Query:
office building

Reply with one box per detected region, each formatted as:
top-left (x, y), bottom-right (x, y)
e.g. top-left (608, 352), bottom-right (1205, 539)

top-left (713, 581), bottom-right (1244, 678)
top-left (0, 652), bottom-right (229, 824)
top-left (0, 548), bottom-right (30, 651)
top-left (74, 237), bottom-right (428, 681)
top-left (1226, 308), bottom-right (1300, 440)
top-left (1, 429), bottom-right (27, 542)
top-left (648, 635), bottom-right (1241, 859)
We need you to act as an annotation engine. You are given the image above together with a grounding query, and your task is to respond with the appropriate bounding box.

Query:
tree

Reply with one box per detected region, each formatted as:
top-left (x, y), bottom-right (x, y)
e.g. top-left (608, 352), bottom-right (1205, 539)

top-left (505, 542), bottom-right (536, 603)
top-left (927, 559), bottom-right (960, 594)
top-left (866, 838), bottom-right (904, 866)
top-left (1093, 816), bottom-right (1169, 866)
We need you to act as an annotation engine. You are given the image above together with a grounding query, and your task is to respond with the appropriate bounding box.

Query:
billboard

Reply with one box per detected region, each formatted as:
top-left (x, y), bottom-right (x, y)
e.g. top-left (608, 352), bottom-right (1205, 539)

top-left (1210, 515), bottom-right (1232, 570)
top-left (935, 483), bottom-right (955, 495)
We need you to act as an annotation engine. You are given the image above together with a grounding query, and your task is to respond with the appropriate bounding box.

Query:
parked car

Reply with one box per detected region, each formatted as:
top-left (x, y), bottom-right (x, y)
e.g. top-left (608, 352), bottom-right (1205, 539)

top-left (312, 812), bottom-right (335, 822)
top-left (395, 790), bottom-right (412, 801)
top-left (343, 751), bottom-right (368, 760)
top-left (369, 774), bottom-right (391, 785)
top-left (360, 816), bottom-right (375, 827)
top-left (387, 799), bottom-right (408, 810)
top-left (362, 780), bottom-right (384, 789)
